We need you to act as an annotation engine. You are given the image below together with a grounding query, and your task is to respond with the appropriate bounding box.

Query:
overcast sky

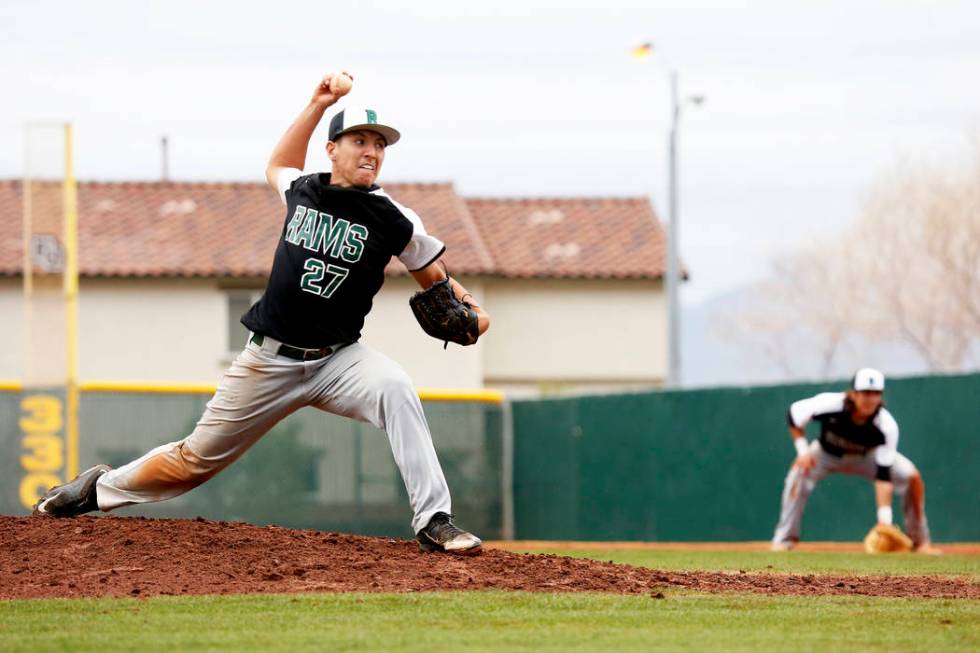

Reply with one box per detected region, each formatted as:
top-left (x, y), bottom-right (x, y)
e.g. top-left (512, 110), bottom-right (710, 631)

top-left (2, 0), bottom-right (978, 304)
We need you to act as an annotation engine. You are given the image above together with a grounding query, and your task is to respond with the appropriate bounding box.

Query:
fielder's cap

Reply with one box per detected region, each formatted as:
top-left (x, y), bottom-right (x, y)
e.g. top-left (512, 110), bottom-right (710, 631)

top-left (328, 106), bottom-right (401, 146)
top-left (852, 367), bottom-right (885, 392)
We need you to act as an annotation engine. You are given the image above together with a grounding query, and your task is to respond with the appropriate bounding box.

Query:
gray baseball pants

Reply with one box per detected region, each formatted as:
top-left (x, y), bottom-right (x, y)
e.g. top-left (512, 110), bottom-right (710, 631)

top-left (95, 336), bottom-right (452, 534)
top-left (772, 440), bottom-right (931, 547)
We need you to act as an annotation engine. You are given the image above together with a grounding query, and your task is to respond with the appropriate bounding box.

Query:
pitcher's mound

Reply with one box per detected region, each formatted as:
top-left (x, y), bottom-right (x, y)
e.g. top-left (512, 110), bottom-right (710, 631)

top-left (1, 516), bottom-right (975, 600)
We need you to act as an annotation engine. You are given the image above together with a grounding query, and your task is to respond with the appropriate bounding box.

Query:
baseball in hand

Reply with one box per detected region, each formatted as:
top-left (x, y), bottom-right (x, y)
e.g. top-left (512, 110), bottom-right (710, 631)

top-left (330, 72), bottom-right (353, 96)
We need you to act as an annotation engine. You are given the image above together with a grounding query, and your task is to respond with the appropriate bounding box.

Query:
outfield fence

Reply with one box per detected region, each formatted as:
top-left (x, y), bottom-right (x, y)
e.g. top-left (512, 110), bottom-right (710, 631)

top-left (3, 372), bottom-right (977, 542)
top-left (510, 372), bottom-right (980, 542)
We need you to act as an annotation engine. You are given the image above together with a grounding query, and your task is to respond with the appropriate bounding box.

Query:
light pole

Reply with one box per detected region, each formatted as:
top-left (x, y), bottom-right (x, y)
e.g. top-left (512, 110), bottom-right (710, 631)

top-left (635, 42), bottom-right (703, 387)
top-left (666, 71), bottom-right (704, 386)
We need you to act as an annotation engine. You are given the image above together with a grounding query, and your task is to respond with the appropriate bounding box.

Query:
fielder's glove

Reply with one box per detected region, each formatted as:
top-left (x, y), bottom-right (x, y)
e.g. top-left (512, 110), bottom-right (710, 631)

top-left (409, 277), bottom-right (480, 348)
top-left (863, 523), bottom-right (913, 554)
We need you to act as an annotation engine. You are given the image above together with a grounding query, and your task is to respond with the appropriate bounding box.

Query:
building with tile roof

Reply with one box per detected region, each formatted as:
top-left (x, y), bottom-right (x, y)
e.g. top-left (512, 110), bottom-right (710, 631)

top-left (1, 179), bottom-right (672, 394)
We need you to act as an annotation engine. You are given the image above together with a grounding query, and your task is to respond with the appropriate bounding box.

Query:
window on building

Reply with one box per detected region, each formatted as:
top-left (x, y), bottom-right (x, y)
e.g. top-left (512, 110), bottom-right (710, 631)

top-left (226, 290), bottom-right (263, 354)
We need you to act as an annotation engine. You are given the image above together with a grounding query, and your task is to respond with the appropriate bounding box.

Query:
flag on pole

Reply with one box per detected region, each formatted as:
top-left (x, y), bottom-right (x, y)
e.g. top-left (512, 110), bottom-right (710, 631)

top-left (631, 42), bottom-right (653, 59)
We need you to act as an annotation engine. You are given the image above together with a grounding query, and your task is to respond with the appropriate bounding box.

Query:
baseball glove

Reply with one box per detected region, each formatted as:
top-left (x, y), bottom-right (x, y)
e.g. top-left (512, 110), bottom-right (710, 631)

top-left (863, 523), bottom-right (914, 554)
top-left (409, 277), bottom-right (480, 348)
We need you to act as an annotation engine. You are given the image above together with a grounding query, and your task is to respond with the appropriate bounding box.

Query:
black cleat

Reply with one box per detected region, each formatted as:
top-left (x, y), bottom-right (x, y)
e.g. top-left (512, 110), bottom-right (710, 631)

top-left (33, 464), bottom-right (111, 517)
top-left (417, 512), bottom-right (482, 555)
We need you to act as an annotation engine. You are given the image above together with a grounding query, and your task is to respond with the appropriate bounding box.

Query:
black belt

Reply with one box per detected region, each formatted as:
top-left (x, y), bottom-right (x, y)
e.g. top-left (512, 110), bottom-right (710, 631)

top-left (250, 333), bottom-right (335, 361)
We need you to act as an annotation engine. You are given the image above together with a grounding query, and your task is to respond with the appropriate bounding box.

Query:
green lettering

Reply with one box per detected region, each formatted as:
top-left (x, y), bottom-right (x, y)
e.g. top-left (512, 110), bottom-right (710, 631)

top-left (300, 258), bottom-right (325, 295)
top-left (299, 258), bottom-right (349, 298)
top-left (285, 205), bottom-right (306, 244)
top-left (341, 224), bottom-right (368, 263)
top-left (295, 208), bottom-right (319, 250)
top-left (321, 217), bottom-right (351, 258)
top-left (310, 212), bottom-right (332, 252)
top-left (321, 264), bottom-right (349, 298)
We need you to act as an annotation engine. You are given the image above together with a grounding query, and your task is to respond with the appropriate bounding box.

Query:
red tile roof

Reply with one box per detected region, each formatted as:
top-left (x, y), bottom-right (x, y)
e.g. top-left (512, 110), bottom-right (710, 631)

top-left (465, 197), bottom-right (667, 279)
top-left (0, 179), bottom-right (665, 279)
top-left (380, 182), bottom-right (494, 277)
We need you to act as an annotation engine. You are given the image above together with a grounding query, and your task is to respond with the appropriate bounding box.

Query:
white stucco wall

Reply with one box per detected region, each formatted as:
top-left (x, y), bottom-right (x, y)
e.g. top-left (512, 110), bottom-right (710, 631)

top-left (481, 278), bottom-right (666, 393)
top-left (0, 278), bottom-right (25, 380)
top-left (1, 275), bottom-right (665, 394)
top-left (80, 278), bottom-right (227, 382)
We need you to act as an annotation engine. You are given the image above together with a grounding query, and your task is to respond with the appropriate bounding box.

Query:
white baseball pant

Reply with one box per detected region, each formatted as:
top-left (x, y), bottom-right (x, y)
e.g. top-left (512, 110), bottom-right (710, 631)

top-left (772, 440), bottom-right (931, 547)
top-left (95, 336), bottom-right (452, 534)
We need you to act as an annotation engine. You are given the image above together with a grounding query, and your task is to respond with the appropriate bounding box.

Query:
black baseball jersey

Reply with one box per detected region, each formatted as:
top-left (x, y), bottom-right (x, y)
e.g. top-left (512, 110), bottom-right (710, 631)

top-left (241, 170), bottom-right (445, 348)
top-left (787, 392), bottom-right (899, 467)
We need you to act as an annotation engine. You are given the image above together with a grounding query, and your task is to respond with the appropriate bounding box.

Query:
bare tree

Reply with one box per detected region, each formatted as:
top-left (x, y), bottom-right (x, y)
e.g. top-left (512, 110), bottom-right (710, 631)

top-left (721, 239), bottom-right (863, 380)
top-left (850, 157), bottom-right (980, 371)
top-left (727, 147), bottom-right (980, 377)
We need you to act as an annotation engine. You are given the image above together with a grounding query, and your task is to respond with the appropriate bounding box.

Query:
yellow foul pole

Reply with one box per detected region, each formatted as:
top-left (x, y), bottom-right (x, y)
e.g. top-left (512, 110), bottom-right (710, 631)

top-left (63, 123), bottom-right (79, 479)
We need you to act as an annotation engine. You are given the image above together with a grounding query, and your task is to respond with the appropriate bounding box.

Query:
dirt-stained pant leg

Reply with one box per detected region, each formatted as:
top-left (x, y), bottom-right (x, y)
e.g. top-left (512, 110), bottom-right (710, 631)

top-left (95, 342), bottom-right (307, 510)
top-left (772, 441), bottom-right (835, 546)
top-left (772, 444), bottom-right (932, 547)
top-left (903, 470), bottom-right (931, 547)
top-left (306, 343), bottom-right (452, 534)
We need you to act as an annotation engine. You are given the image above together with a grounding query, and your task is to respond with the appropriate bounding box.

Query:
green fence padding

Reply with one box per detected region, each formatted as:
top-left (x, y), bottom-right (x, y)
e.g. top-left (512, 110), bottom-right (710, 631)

top-left (1, 392), bottom-right (503, 540)
top-left (0, 391), bottom-right (23, 515)
top-left (512, 373), bottom-right (980, 542)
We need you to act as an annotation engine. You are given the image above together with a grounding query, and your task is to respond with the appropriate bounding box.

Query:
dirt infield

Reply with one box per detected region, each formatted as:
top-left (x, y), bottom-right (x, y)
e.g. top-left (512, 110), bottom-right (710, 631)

top-left (2, 516), bottom-right (977, 601)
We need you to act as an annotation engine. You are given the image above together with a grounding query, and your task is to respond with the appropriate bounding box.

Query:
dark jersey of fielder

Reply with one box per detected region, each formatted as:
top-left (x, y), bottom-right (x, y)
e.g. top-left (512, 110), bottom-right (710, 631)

top-left (241, 168), bottom-right (445, 348)
top-left (787, 392), bottom-right (899, 472)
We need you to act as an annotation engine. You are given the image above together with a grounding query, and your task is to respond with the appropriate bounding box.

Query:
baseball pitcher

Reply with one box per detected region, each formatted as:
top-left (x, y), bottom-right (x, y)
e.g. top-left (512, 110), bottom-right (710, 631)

top-left (771, 368), bottom-right (940, 554)
top-left (34, 72), bottom-right (489, 555)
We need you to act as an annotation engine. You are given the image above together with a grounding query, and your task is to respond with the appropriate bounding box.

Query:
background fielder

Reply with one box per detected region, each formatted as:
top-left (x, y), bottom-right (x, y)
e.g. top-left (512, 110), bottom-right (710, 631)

top-left (771, 367), bottom-right (939, 553)
top-left (34, 72), bottom-right (489, 555)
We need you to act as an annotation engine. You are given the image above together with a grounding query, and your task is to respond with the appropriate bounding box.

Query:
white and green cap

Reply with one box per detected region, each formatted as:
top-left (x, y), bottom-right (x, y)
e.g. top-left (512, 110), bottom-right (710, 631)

top-left (328, 106), bottom-right (400, 146)
top-left (852, 367), bottom-right (885, 391)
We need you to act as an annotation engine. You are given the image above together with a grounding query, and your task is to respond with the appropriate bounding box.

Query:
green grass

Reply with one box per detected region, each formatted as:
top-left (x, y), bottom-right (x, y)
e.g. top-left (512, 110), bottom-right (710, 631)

top-left (1, 591), bottom-right (978, 653)
top-left (3, 550), bottom-right (978, 652)
top-left (521, 548), bottom-right (980, 578)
